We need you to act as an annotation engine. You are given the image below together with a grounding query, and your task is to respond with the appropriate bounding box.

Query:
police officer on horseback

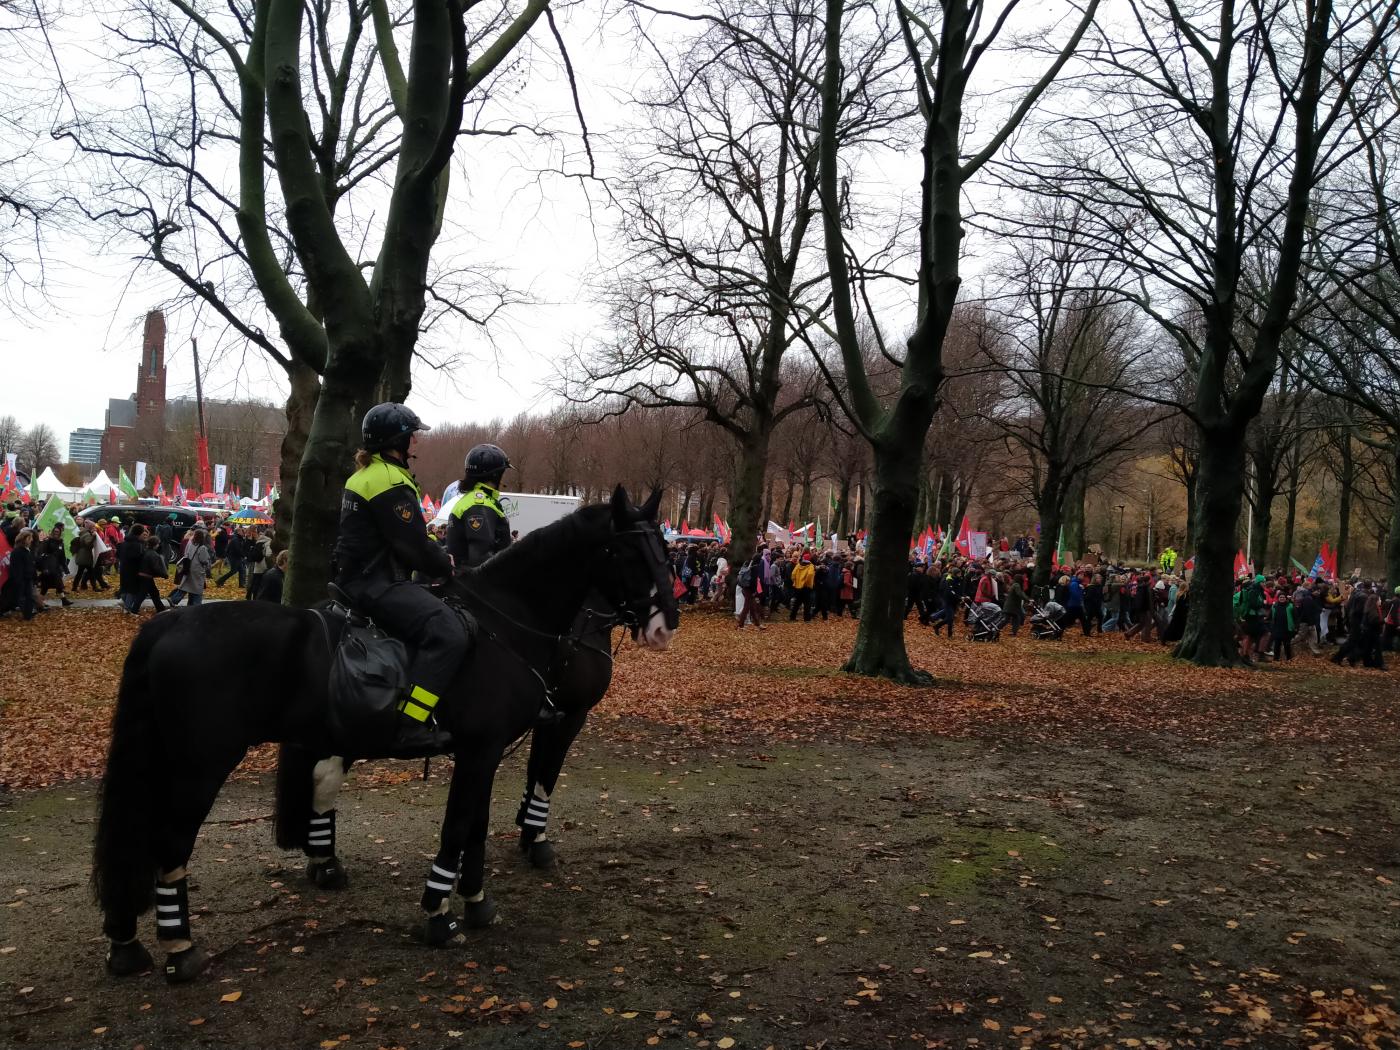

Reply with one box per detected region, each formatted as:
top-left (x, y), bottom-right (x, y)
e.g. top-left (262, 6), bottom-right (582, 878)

top-left (334, 403), bottom-right (469, 757)
top-left (447, 443), bottom-right (513, 569)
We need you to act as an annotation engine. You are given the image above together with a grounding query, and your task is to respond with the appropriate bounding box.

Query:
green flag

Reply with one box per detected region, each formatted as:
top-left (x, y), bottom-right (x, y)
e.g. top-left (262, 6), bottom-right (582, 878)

top-left (28, 473), bottom-right (38, 502)
top-left (816, 519), bottom-right (824, 547)
top-left (118, 465), bottom-right (139, 500)
top-left (34, 495), bottom-right (79, 557)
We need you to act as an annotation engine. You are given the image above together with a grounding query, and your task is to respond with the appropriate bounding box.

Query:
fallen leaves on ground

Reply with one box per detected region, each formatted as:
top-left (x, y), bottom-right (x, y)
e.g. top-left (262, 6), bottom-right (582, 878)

top-left (2, 605), bottom-right (1395, 789)
top-left (602, 609), bottom-right (1399, 749)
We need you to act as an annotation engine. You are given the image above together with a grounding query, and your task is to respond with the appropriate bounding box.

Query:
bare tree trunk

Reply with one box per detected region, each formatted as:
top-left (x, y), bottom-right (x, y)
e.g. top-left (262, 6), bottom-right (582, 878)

top-left (272, 360), bottom-right (320, 558)
top-left (1175, 432), bottom-right (1247, 665)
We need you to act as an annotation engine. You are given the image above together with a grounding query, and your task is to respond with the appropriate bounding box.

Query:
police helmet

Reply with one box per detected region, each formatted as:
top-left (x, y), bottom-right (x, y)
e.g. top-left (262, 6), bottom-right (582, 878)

top-left (362, 403), bottom-right (431, 454)
top-left (464, 443), bottom-right (511, 482)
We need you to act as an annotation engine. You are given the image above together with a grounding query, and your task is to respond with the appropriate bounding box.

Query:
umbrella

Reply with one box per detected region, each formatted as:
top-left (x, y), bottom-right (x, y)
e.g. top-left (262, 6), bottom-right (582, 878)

top-left (226, 510), bottom-right (274, 525)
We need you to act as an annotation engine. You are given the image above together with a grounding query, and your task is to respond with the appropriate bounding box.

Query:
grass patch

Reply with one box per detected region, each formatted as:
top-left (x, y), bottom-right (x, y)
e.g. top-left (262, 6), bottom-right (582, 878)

top-left (910, 826), bottom-right (1065, 901)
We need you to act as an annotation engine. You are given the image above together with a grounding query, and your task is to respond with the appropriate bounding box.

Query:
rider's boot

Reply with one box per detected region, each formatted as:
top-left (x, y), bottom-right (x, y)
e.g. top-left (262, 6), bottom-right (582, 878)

top-left (393, 685), bottom-right (454, 757)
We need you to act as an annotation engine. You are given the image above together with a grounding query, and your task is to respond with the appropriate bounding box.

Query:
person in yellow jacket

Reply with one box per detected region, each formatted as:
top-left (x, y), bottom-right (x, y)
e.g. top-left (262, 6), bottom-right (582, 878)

top-left (333, 403), bottom-right (467, 757)
top-left (789, 551), bottom-right (816, 621)
top-left (1159, 546), bottom-right (1178, 573)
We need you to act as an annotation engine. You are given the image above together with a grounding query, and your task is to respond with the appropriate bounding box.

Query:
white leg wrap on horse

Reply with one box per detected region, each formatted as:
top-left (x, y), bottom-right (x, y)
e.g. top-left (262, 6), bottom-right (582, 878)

top-left (154, 874), bottom-right (192, 945)
top-left (522, 793), bottom-right (550, 831)
top-left (312, 757), bottom-right (346, 813)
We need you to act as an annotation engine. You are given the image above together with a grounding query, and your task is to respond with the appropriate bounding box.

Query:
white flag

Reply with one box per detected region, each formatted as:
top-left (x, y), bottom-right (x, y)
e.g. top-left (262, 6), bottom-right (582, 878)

top-left (214, 464), bottom-right (227, 494)
top-left (4, 452), bottom-right (14, 474)
top-left (252, 477), bottom-right (261, 500)
top-left (134, 461), bottom-right (147, 491)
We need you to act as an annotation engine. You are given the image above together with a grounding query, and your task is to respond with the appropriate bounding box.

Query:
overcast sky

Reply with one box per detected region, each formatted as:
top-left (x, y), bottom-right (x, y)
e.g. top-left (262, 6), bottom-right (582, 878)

top-left (0, 0), bottom-right (1079, 463)
top-left (0, 1), bottom-right (656, 458)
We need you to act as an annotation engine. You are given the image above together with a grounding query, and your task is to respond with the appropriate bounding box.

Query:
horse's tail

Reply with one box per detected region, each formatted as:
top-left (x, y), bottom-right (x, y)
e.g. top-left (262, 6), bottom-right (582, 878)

top-left (92, 616), bottom-right (171, 922)
top-left (274, 744), bottom-right (317, 851)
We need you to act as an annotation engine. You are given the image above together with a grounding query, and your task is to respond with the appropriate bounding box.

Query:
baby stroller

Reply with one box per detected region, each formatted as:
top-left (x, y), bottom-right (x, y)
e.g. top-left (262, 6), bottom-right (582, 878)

top-left (961, 596), bottom-right (1006, 642)
top-left (1029, 600), bottom-right (1065, 640)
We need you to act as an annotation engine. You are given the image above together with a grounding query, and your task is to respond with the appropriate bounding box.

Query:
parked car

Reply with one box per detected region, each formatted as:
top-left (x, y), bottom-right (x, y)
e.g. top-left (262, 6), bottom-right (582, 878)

top-left (78, 504), bottom-right (203, 543)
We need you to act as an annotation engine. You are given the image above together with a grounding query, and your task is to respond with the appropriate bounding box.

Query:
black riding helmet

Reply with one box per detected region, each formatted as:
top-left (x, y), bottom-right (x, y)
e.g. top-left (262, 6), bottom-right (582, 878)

top-left (362, 403), bottom-right (431, 454)
top-left (464, 443), bottom-right (511, 483)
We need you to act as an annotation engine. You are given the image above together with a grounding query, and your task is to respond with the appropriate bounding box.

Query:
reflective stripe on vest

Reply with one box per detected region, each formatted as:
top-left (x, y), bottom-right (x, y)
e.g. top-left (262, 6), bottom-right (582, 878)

top-left (451, 484), bottom-right (505, 519)
top-left (345, 455), bottom-right (421, 502)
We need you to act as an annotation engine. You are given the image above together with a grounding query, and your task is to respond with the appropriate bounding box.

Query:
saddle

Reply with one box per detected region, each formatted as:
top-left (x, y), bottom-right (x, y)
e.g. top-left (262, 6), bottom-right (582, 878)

top-left (317, 585), bottom-right (410, 757)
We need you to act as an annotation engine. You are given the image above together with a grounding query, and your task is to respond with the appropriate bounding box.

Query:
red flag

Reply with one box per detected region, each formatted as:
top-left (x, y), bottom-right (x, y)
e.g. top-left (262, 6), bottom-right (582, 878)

top-left (173, 474), bottom-right (185, 505)
top-left (955, 515), bottom-right (971, 557)
top-left (1321, 541), bottom-right (1336, 578)
top-left (1234, 550), bottom-right (1248, 577)
top-left (110, 486), bottom-right (119, 504)
top-left (1184, 556), bottom-right (1195, 571)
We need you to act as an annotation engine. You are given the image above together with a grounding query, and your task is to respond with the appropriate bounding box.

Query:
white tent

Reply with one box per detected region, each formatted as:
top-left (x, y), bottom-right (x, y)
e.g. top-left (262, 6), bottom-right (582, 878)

top-left (34, 466), bottom-right (85, 499)
top-left (86, 469), bottom-right (116, 497)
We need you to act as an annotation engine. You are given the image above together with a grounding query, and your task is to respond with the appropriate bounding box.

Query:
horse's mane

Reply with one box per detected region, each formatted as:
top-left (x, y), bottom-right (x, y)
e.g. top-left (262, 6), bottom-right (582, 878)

top-left (462, 502), bottom-right (613, 594)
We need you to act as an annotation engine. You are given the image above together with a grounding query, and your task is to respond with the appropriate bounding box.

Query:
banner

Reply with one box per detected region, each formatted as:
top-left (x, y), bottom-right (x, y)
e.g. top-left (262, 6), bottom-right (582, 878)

top-left (134, 461), bottom-right (147, 491)
top-left (214, 464), bottom-right (227, 494)
top-left (252, 477), bottom-right (260, 500)
top-left (969, 531), bottom-right (989, 560)
top-left (34, 496), bottom-right (79, 558)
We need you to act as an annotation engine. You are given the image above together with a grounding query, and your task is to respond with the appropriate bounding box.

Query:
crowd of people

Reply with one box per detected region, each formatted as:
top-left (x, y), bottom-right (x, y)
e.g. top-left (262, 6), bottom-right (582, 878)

top-left (663, 534), bottom-right (1392, 667)
top-left (0, 500), bottom-right (286, 620)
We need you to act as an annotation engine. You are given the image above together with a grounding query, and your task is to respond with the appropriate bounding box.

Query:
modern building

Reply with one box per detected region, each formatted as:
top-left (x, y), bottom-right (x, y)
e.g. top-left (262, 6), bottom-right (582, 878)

top-left (68, 427), bottom-right (103, 465)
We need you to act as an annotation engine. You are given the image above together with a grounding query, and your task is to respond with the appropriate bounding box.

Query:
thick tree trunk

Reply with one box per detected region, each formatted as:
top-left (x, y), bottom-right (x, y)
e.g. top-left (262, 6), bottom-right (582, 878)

top-left (856, 478), bottom-right (867, 531)
top-left (779, 475), bottom-right (794, 526)
top-left (1032, 473), bottom-right (1065, 596)
top-left (843, 436), bottom-right (931, 685)
top-left (1175, 432), bottom-right (1248, 666)
top-left (285, 337), bottom-right (380, 608)
top-left (836, 476), bottom-right (851, 536)
top-left (1063, 475), bottom-right (1086, 557)
top-left (1182, 457), bottom-right (1197, 553)
top-left (797, 476), bottom-right (813, 523)
top-left (726, 426), bottom-right (772, 583)
top-left (272, 360), bottom-right (320, 558)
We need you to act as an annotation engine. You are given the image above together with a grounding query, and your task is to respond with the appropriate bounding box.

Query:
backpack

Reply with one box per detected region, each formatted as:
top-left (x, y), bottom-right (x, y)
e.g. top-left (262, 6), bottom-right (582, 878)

top-left (327, 616), bottom-right (409, 755)
top-left (737, 564), bottom-right (754, 589)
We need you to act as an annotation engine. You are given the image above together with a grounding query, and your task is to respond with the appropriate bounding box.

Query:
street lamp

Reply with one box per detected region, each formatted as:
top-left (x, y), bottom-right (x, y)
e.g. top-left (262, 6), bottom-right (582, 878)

top-left (1115, 505), bottom-right (1126, 563)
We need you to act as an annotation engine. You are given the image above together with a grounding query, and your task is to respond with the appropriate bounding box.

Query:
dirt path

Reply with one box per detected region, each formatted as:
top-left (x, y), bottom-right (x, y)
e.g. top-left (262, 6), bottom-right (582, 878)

top-left (3, 724), bottom-right (1397, 1049)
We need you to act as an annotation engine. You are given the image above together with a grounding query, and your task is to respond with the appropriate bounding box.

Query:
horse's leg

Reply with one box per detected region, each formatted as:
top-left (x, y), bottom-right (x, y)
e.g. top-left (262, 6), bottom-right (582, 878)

top-left (304, 757), bottom-right (352, 889)
top-left (420, 747), bottom-right (502, 945)
top-left (516, 710), bottom-right (588, 868)
top-left (154, 752), bottom-right (245, 983)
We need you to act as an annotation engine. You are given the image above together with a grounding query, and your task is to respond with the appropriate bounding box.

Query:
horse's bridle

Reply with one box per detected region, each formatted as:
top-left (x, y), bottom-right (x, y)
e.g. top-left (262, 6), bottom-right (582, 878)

top-left (593, 522), bottom-right (679, 639)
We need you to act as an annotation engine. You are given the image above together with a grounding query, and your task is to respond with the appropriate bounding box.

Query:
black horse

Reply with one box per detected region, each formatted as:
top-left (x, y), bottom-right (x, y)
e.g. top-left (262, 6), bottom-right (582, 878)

top-left (93, 487), bottom-right (677, 980)
top-left (274, 580), bottom-right (624, 892)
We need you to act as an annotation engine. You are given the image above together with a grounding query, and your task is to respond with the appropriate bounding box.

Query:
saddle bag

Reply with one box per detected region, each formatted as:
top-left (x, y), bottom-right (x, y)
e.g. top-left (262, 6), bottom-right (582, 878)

top-left (327, 615), bottom-right (409, 755)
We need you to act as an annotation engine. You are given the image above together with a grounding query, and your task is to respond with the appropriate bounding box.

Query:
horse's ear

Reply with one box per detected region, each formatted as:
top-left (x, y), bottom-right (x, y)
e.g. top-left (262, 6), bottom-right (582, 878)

top-left (610, 484), bottom-right (630, 527)
top-left (642, 487), bottom-right (662, 521)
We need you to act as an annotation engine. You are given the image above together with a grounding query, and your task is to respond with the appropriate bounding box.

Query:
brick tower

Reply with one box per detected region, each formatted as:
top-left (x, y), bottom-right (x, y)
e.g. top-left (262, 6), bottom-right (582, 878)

top-left (136, 310), bottom-right (167, 423)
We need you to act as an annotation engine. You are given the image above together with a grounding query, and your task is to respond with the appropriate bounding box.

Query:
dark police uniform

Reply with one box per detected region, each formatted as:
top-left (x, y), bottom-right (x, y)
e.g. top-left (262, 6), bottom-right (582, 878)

top-left (334, 454), bottom-right (464, 726)
top-left (447, 482), bottom-right (512, 569)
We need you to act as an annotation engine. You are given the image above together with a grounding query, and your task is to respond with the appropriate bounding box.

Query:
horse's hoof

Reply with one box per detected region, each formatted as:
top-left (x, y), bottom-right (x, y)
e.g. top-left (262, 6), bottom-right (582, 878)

top-left (462, 895), bottom-right (498, 928)
top-left (105, 939), bottom-right (153, 977)
top-left (423, 911), bottom-right (468, 948)
top-left (306, 857), bottom-right (349, 891)
top-left (526, 840), bottom-right (557, 869)
top-left (163, 945), bottom-right (211, 984)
